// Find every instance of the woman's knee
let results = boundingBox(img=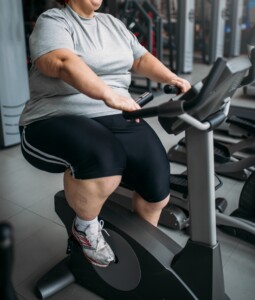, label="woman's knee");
[153,195,170,209]
[133,193,170,226]
[133,192,170,211]
[146,194,170,210]
[64,170,122,199]
[93,175,123,198]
